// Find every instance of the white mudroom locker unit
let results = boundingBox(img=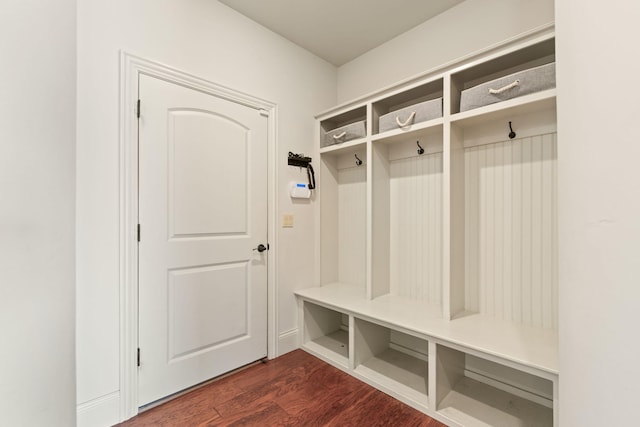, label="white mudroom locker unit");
[297,25,559,427]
